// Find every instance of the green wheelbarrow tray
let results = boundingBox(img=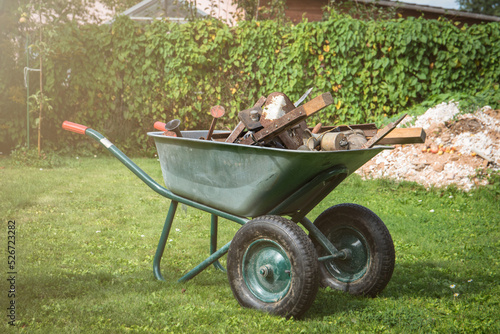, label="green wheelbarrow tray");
[62,121,393,317]
[150,130,388,218]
